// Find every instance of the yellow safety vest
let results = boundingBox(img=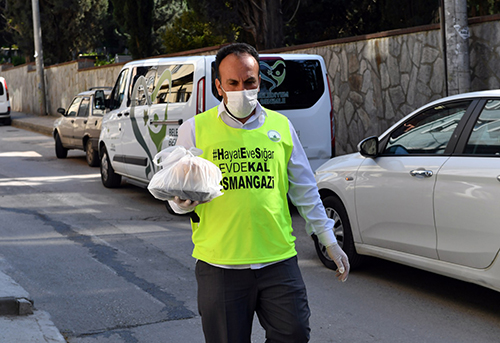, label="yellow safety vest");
[192,106,296,265]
